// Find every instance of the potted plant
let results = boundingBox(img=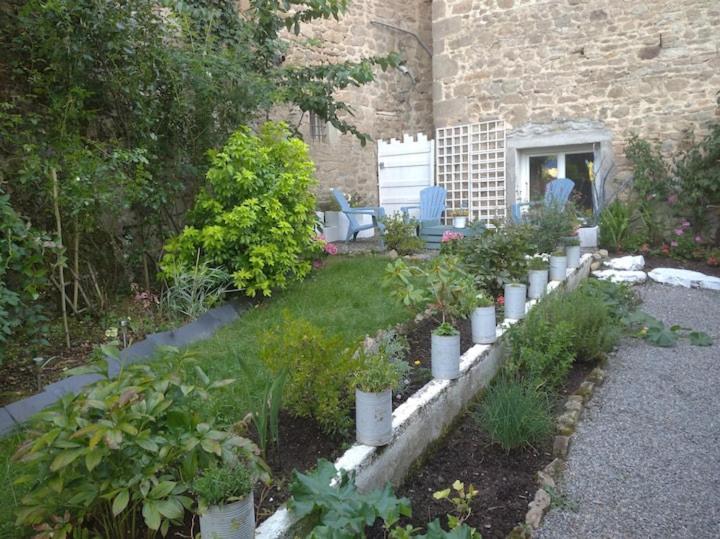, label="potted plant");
[562,236,581,269]
[470,291,496,344]
[549,248,568,281]
[526,254,549,299]
[352,337,410,446]
[194,462,257,539]
[503,281,527,320]
[384,255,476,380]
[448,208,469,228]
